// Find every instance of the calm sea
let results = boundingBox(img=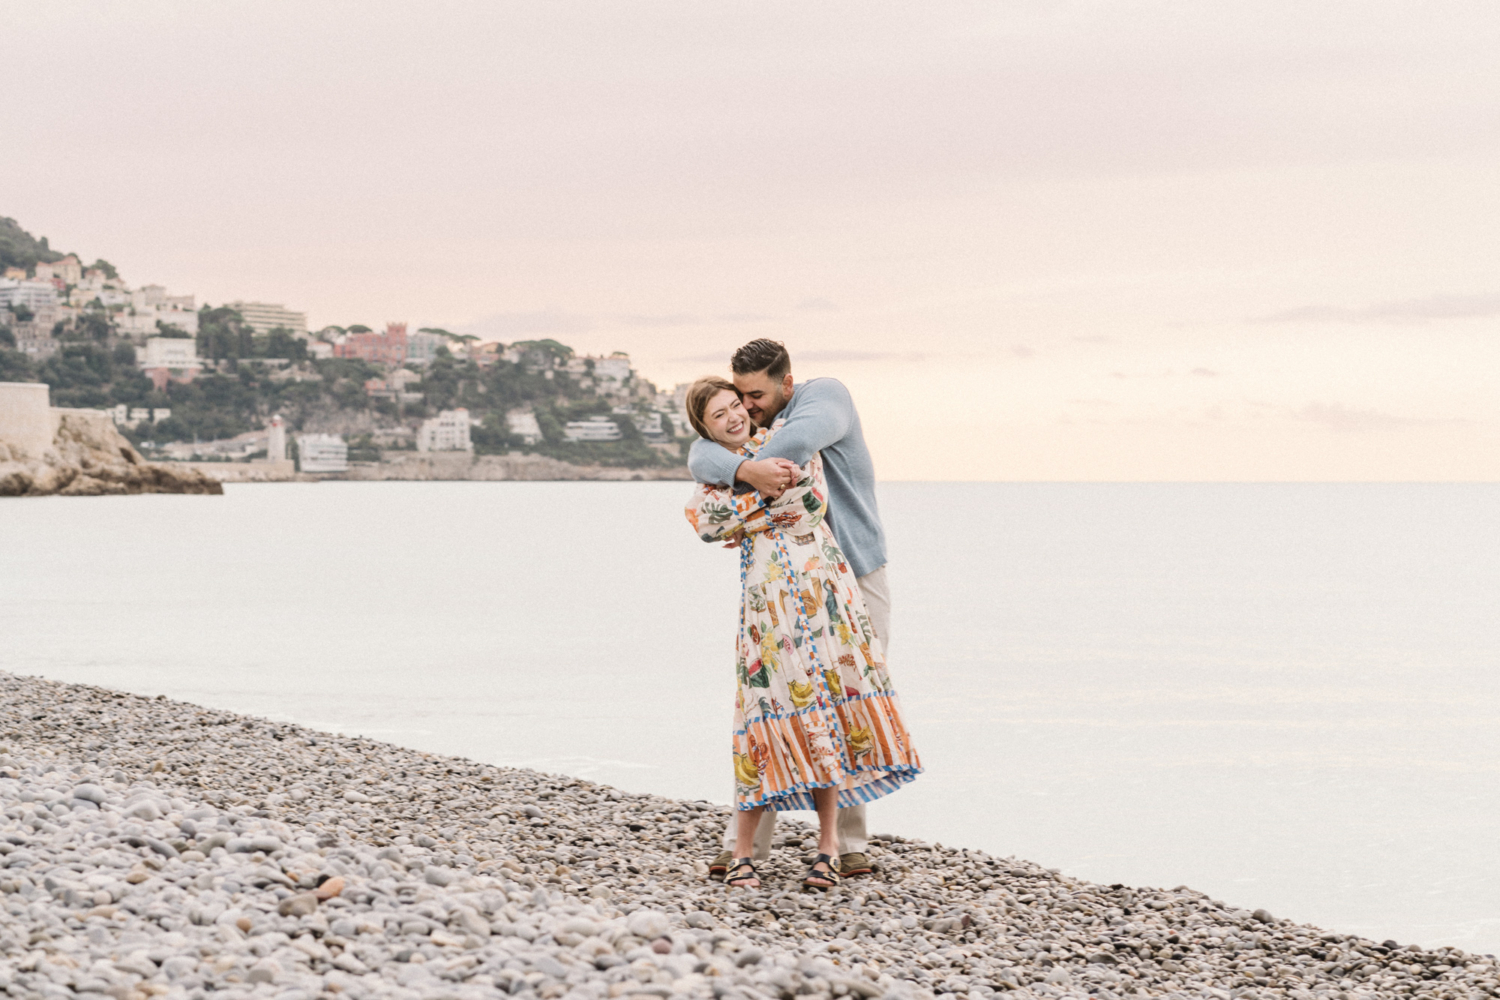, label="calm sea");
[1,482,1496,954]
